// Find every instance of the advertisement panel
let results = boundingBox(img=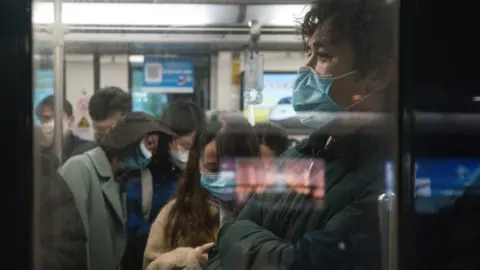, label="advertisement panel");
[142,57,194,93]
